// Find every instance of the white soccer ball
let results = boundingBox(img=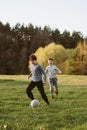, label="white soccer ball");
[30,99,40,107]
